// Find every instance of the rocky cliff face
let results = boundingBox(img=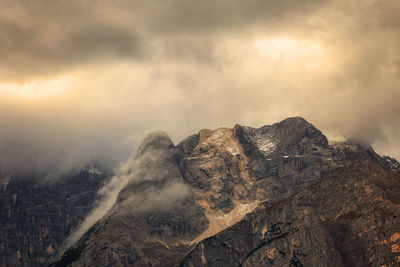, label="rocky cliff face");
[54,132,209,267]
[181,157,400,267]
[53,117,400,266]
[0,166,110,266]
